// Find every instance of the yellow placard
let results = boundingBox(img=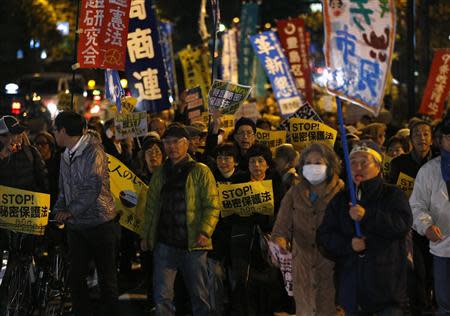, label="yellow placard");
[0,185,50,235]
[218,180,274,217]
[396,172,415,197]
[289,118,337,151]
[221,114,235,139]
[179,46,211,107]
[255,128,287,153]
[108,155,148,235]
[382,155,393,179]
